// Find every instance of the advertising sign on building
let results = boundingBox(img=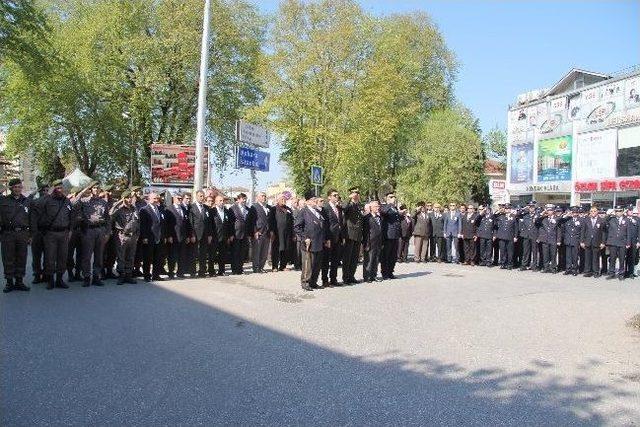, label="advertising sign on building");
[537,135,572,182]
[510,143,534,184]
[150,144,209,186]
[489,179,507,202]
[575,129,617,181]
[625,77,640,109]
